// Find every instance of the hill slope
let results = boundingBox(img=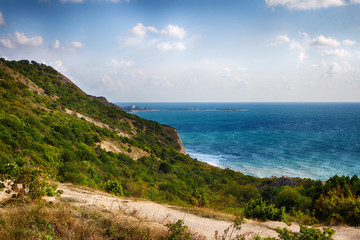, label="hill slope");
[0,58,259,209]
